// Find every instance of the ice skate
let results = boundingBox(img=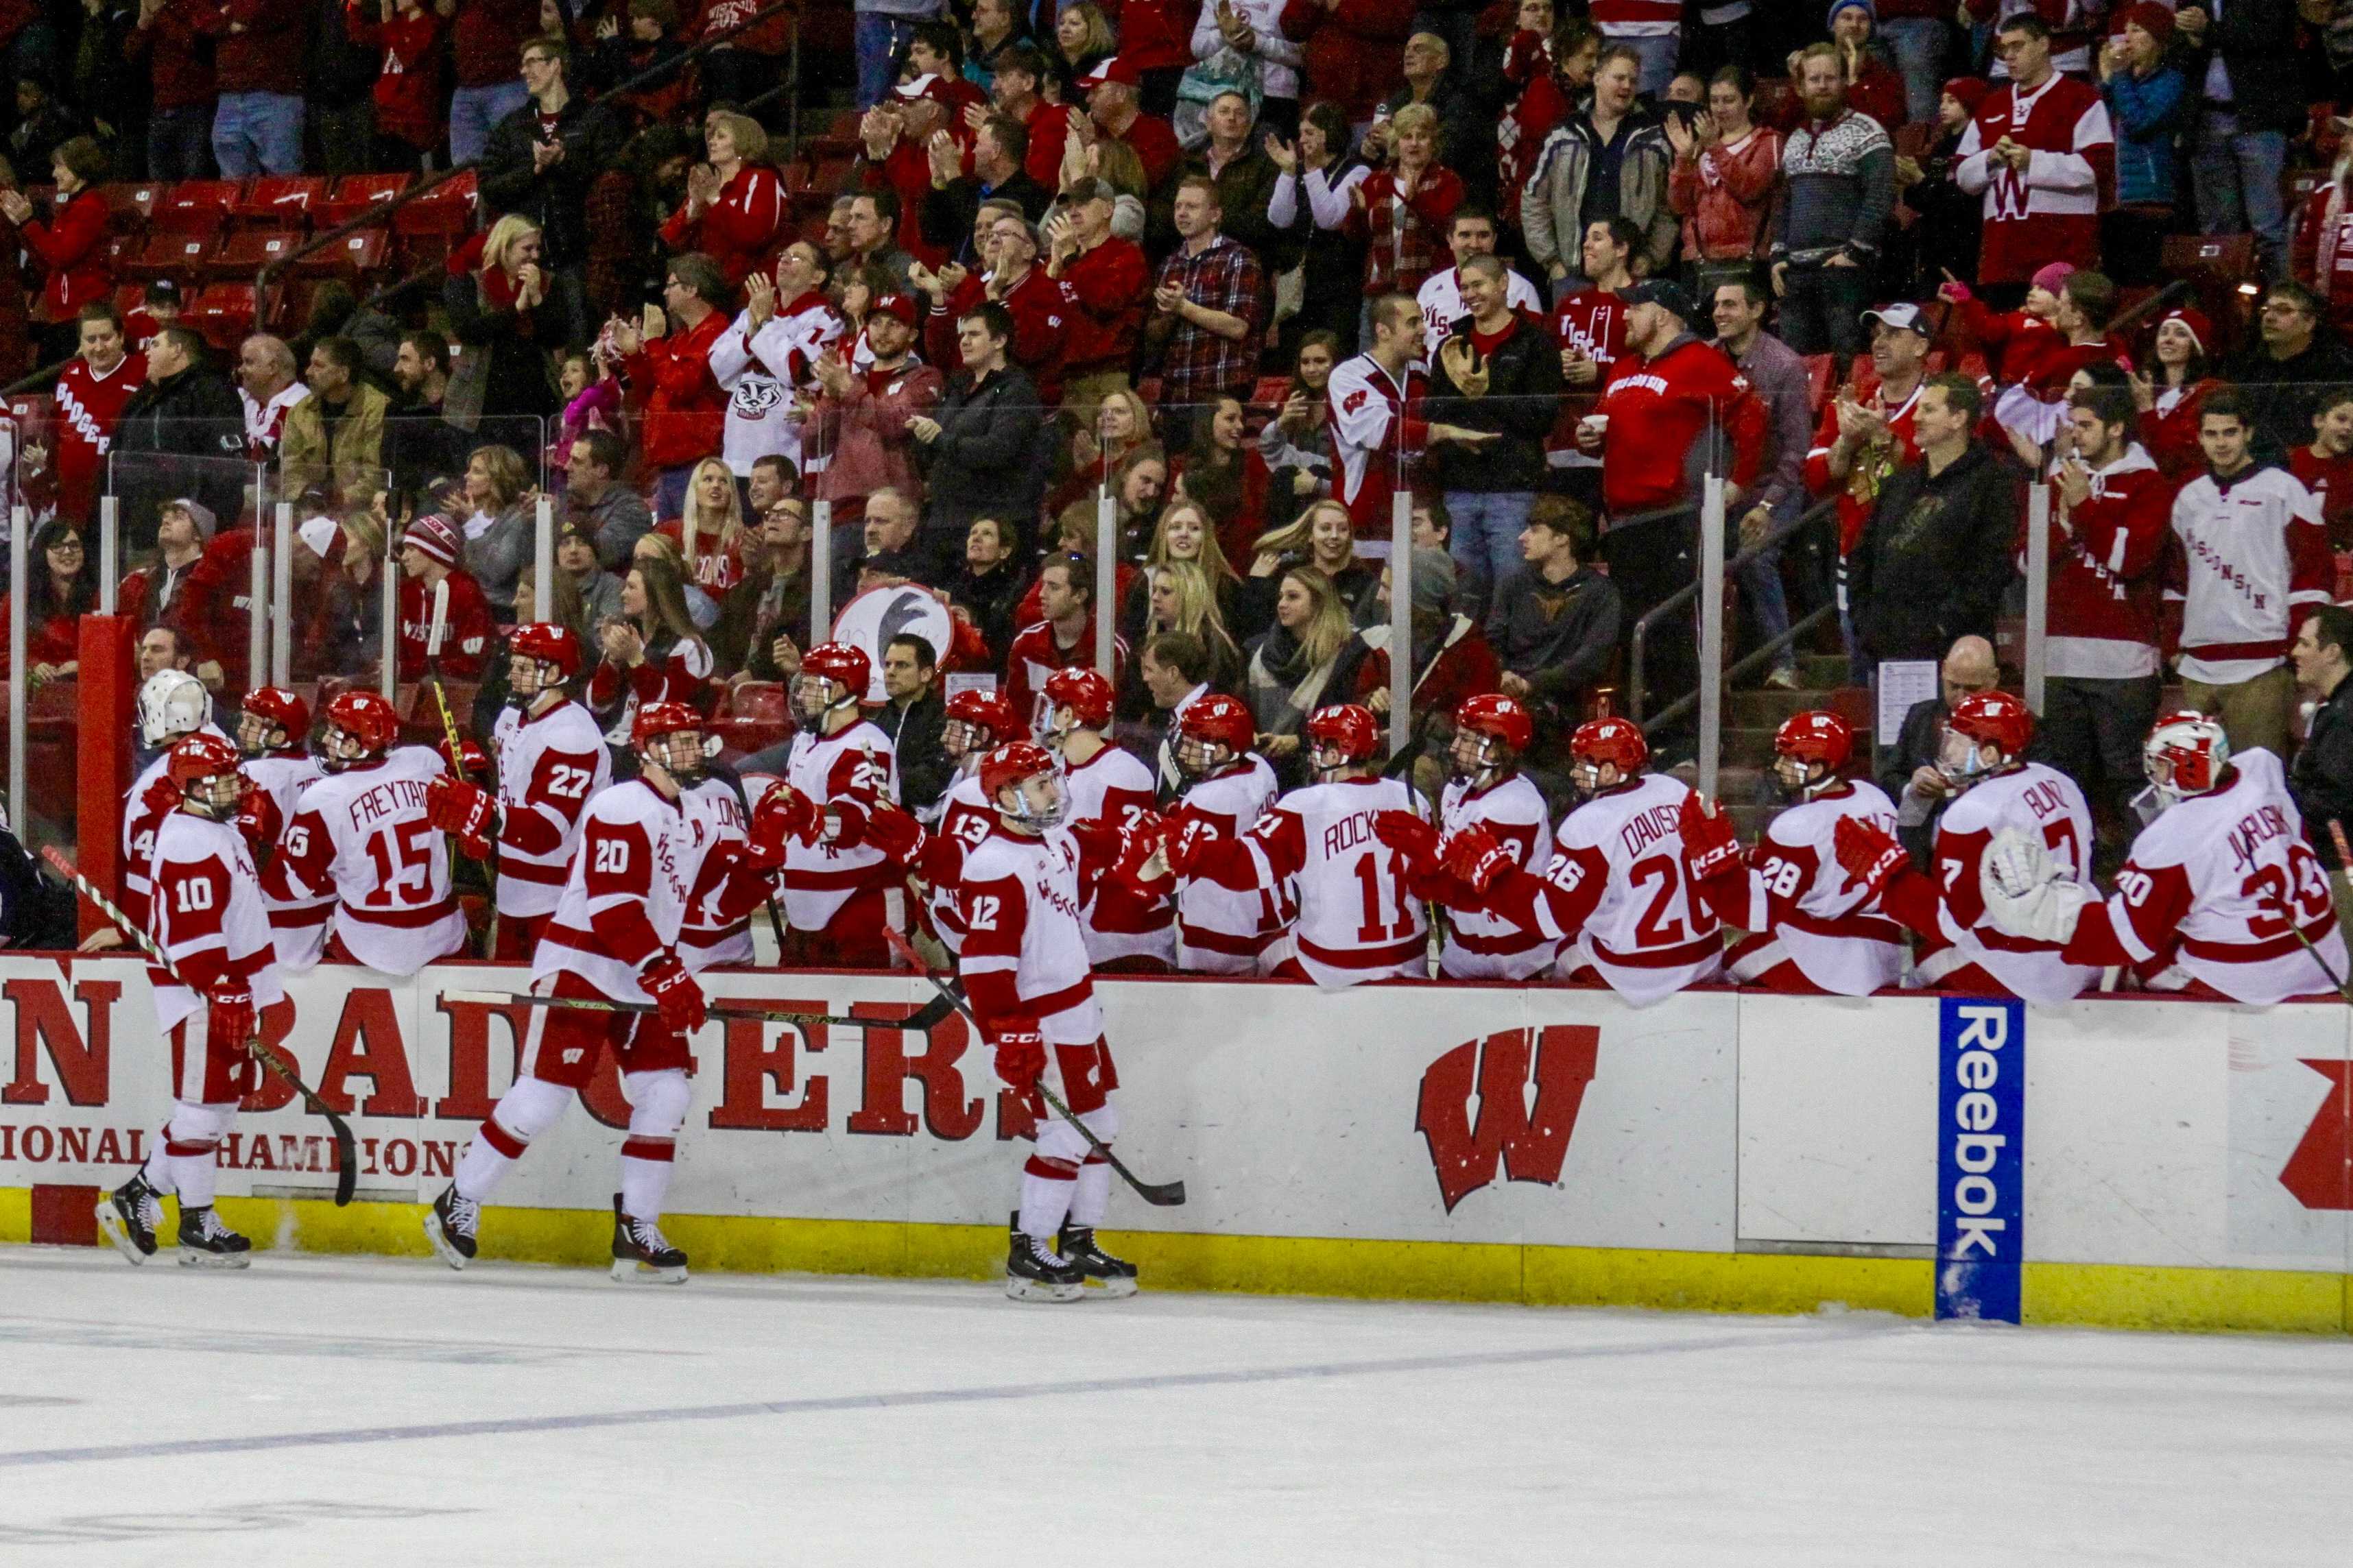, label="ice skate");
[1006,1231,1086,1303]
[176,1206,251,1269]
[425,1185,478,1270]
[610,1194,688,1284]
[1058,1222,1138,1298]
[96,1172,163,1264]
